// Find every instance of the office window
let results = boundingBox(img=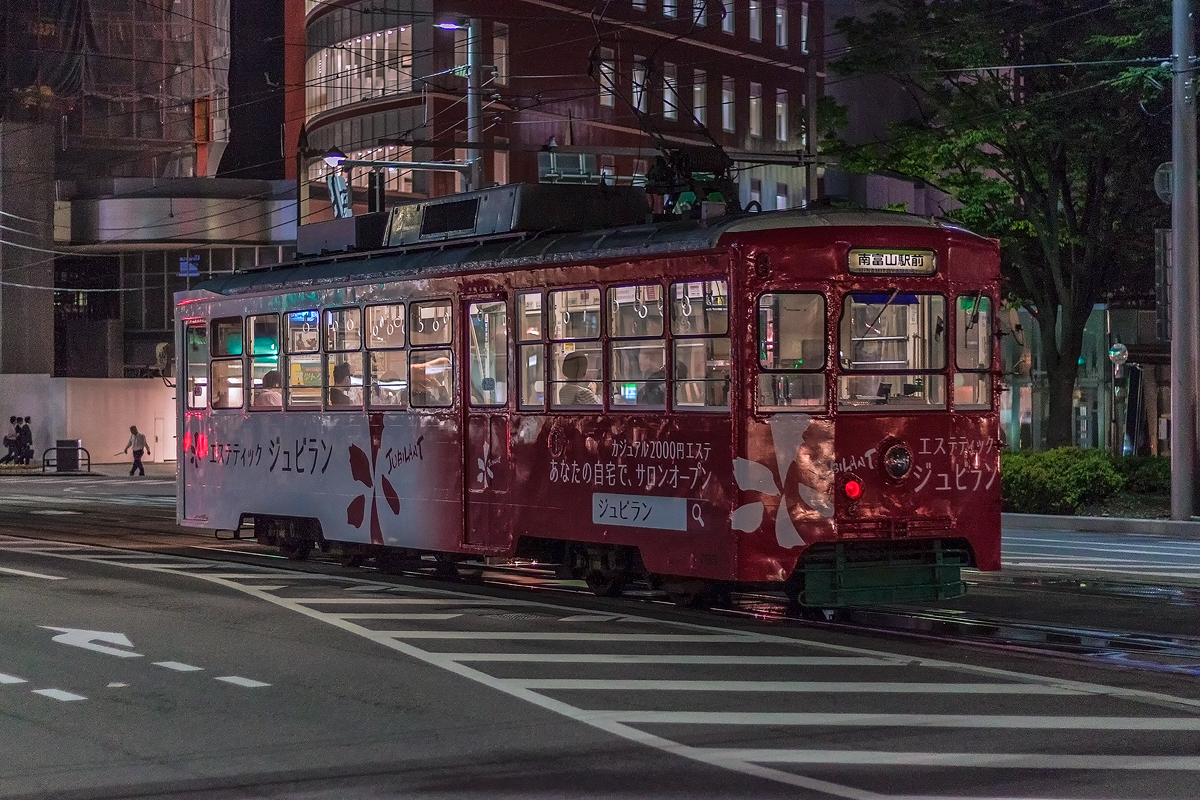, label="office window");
[663,62,678,120]
[722,77,735,132]
[493,24,509,84]
[721,2,734,34]
[694,1,706,25]
[692,69,706,124]
[633,0,646,9]
[749,82,762,137]
[749,1,761,41]
[776,89,788,141]
[776,2,788,47]
[633,59,648,113]
[599,47,615,107]
[663,0,677,17]
[801,1,809,54]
